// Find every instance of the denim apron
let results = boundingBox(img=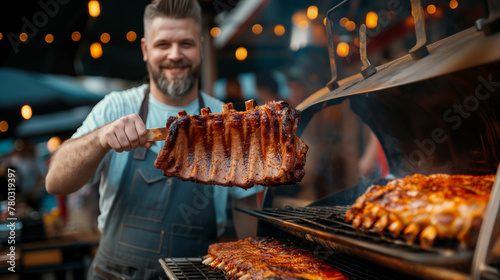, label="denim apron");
[88,89,217,279]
